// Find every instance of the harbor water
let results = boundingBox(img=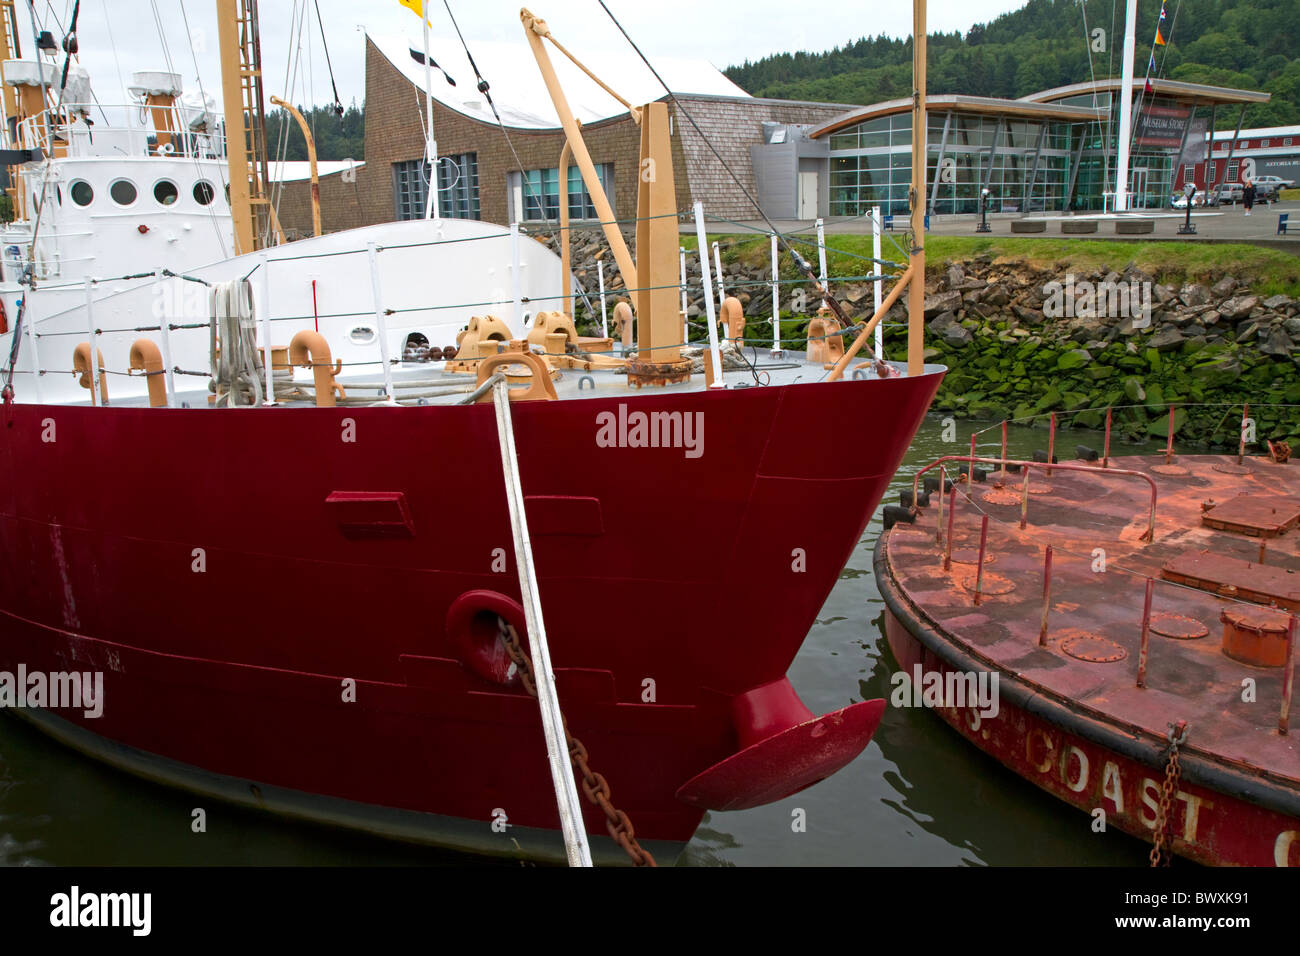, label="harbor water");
[0,413,1167,866]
